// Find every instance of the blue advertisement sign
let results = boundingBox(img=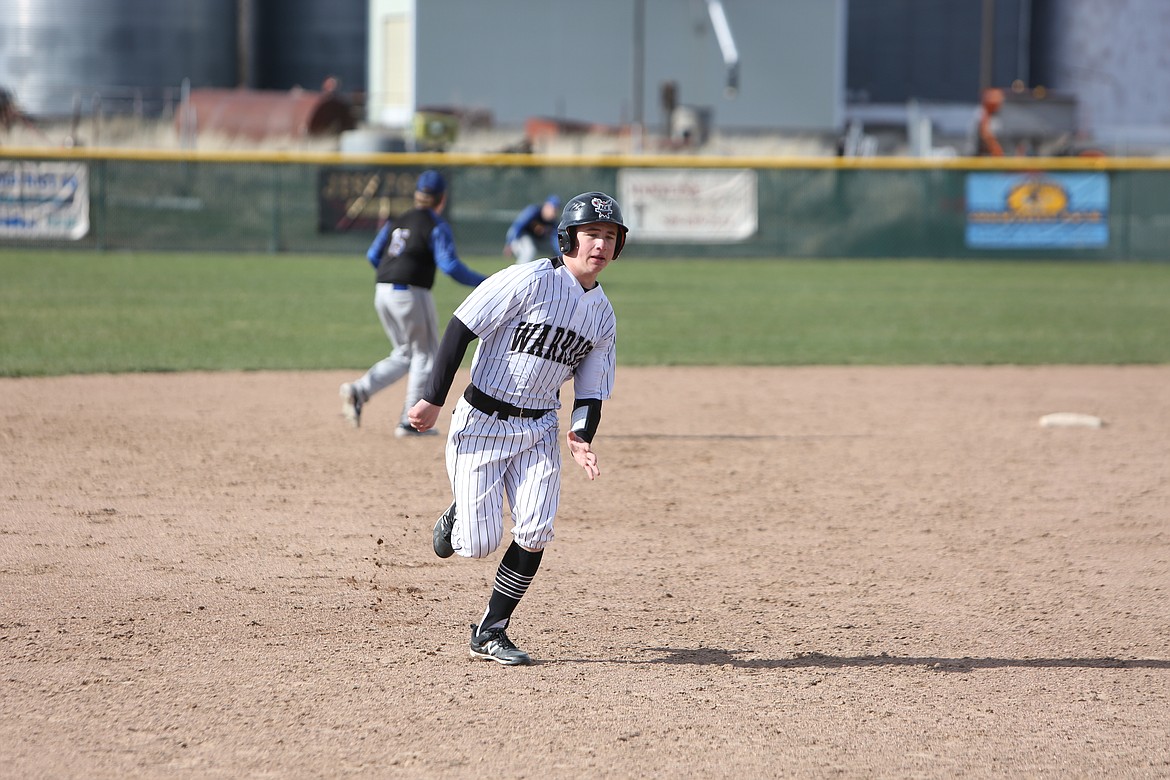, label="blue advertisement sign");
[966,172,1109,249]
